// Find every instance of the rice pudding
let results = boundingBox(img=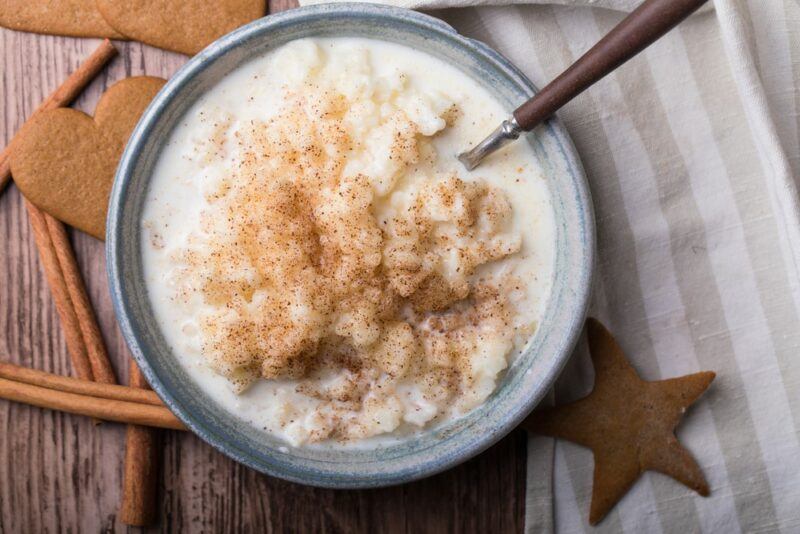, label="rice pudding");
[141,37,554,447]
